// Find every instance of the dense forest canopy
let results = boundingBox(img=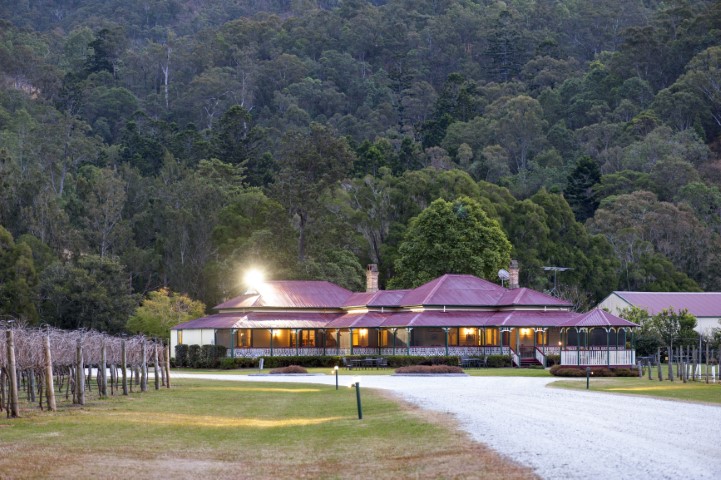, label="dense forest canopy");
[1,0,720,331]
